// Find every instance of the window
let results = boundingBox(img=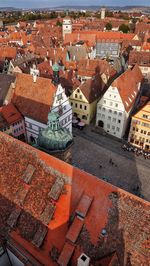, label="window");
[102,107,105,111]
[80,95,82,99]
[114,111,117,115]
[118,120,121,124]
[71,102,73,106]
[84,106,87,110]
[64,105,66,111]
[107,124,110,129]
[112,125,115,130]
[75,94,77,98]
[108,116,111,121]
[75,103,77,108]
[141,122,150,128]
[102,114,105,118]
[143,114,148,119]
[104,100,106,104]
[115,103,118,107]
[116,127,120,132]
[110,102,113,106]
[80,104,82,109]
[113,118,116,122]
[77,89,80,93]
[82,115,87,120]
[99,106,101,110]
[109,109,112,113]
[119,112,122,116]
[57,94,62,101]
[133,127,135,131]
